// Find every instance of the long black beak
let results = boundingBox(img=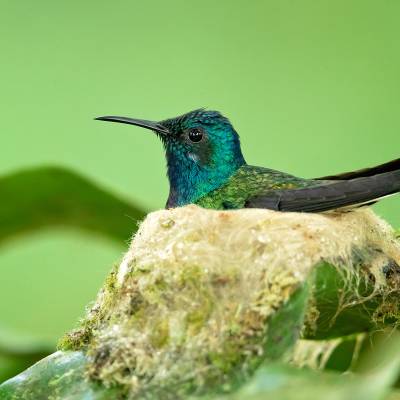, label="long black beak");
[95,116,170,135]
